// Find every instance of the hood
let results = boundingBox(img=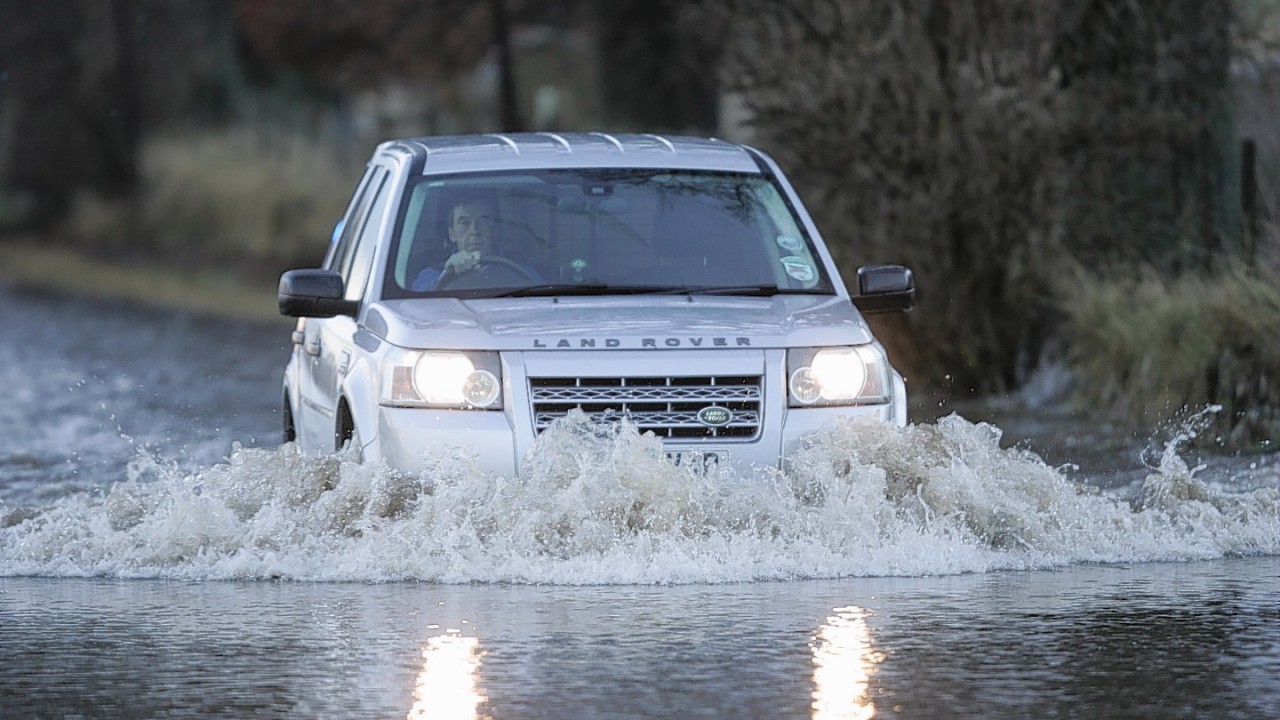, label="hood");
[366,295,875,351]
